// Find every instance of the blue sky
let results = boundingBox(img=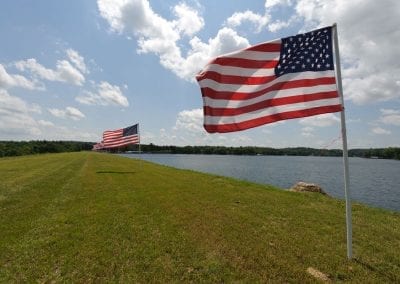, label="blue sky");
[1,0,399,148]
